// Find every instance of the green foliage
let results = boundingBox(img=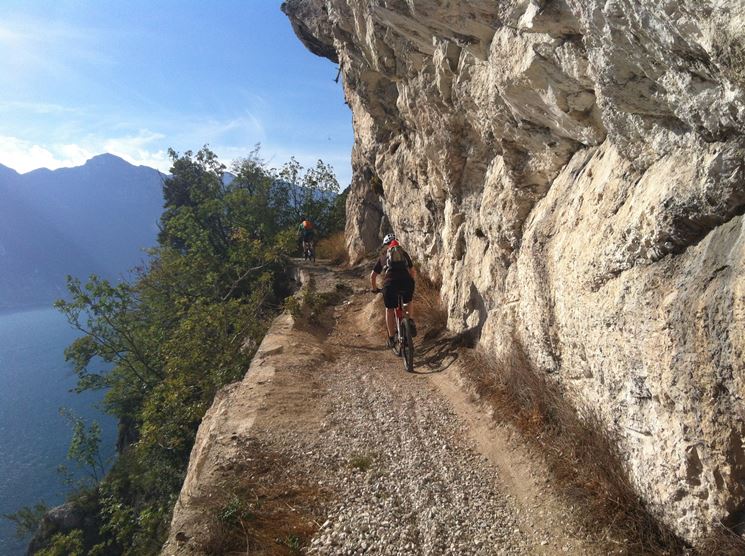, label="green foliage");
[219,494,255,526]
[36,529,85,556]
[3,502,48,540]
[43,145,342,555]
[283,534,303,553]
[57,409,105,487]
[284,284,338,324]
[276,156,340,233]
[327,187,348,234]
[349,453,374,471]
[283,296,302,319]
